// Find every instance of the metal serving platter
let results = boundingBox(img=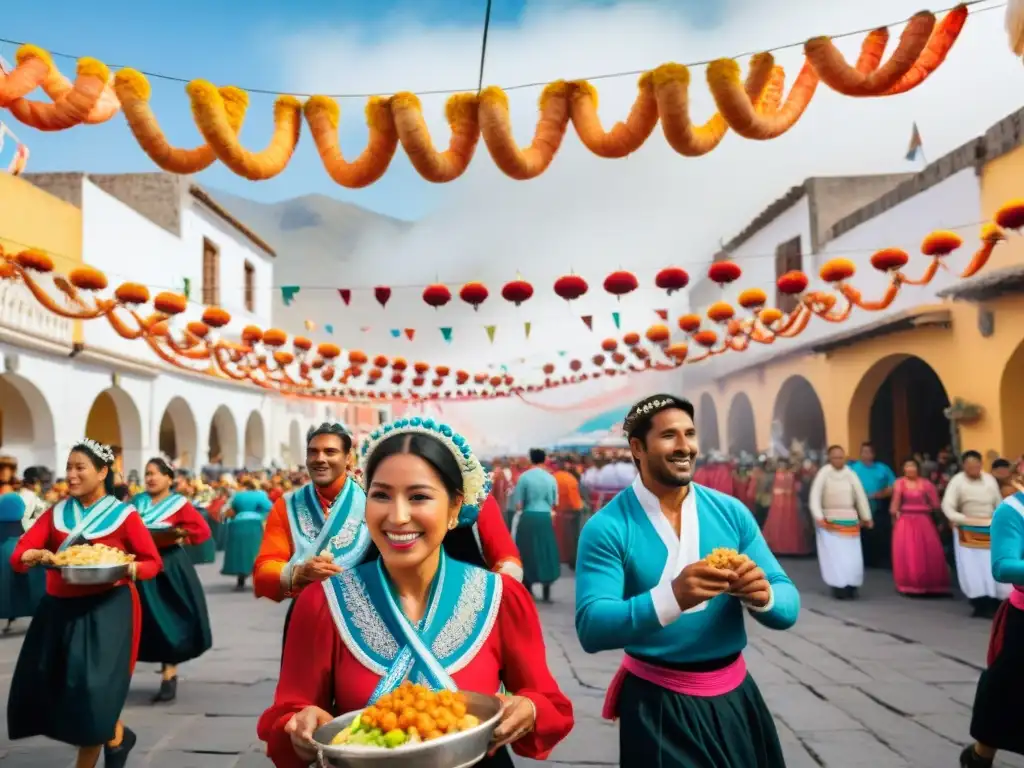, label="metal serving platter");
[45,563,130,585]
[312,691,502,768]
